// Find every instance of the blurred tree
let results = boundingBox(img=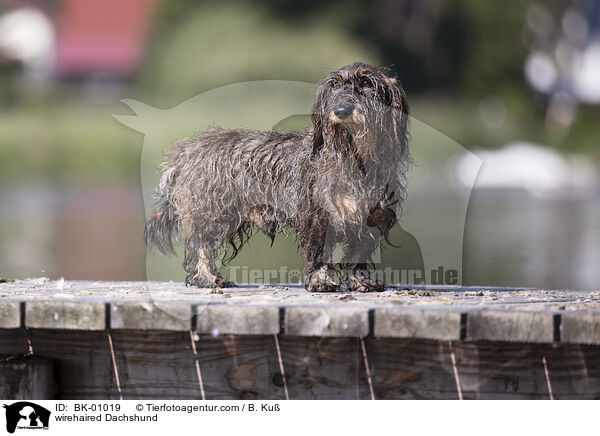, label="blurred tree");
[450,0,529,97]
[217,0,531,98]
[139,1,380,106]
